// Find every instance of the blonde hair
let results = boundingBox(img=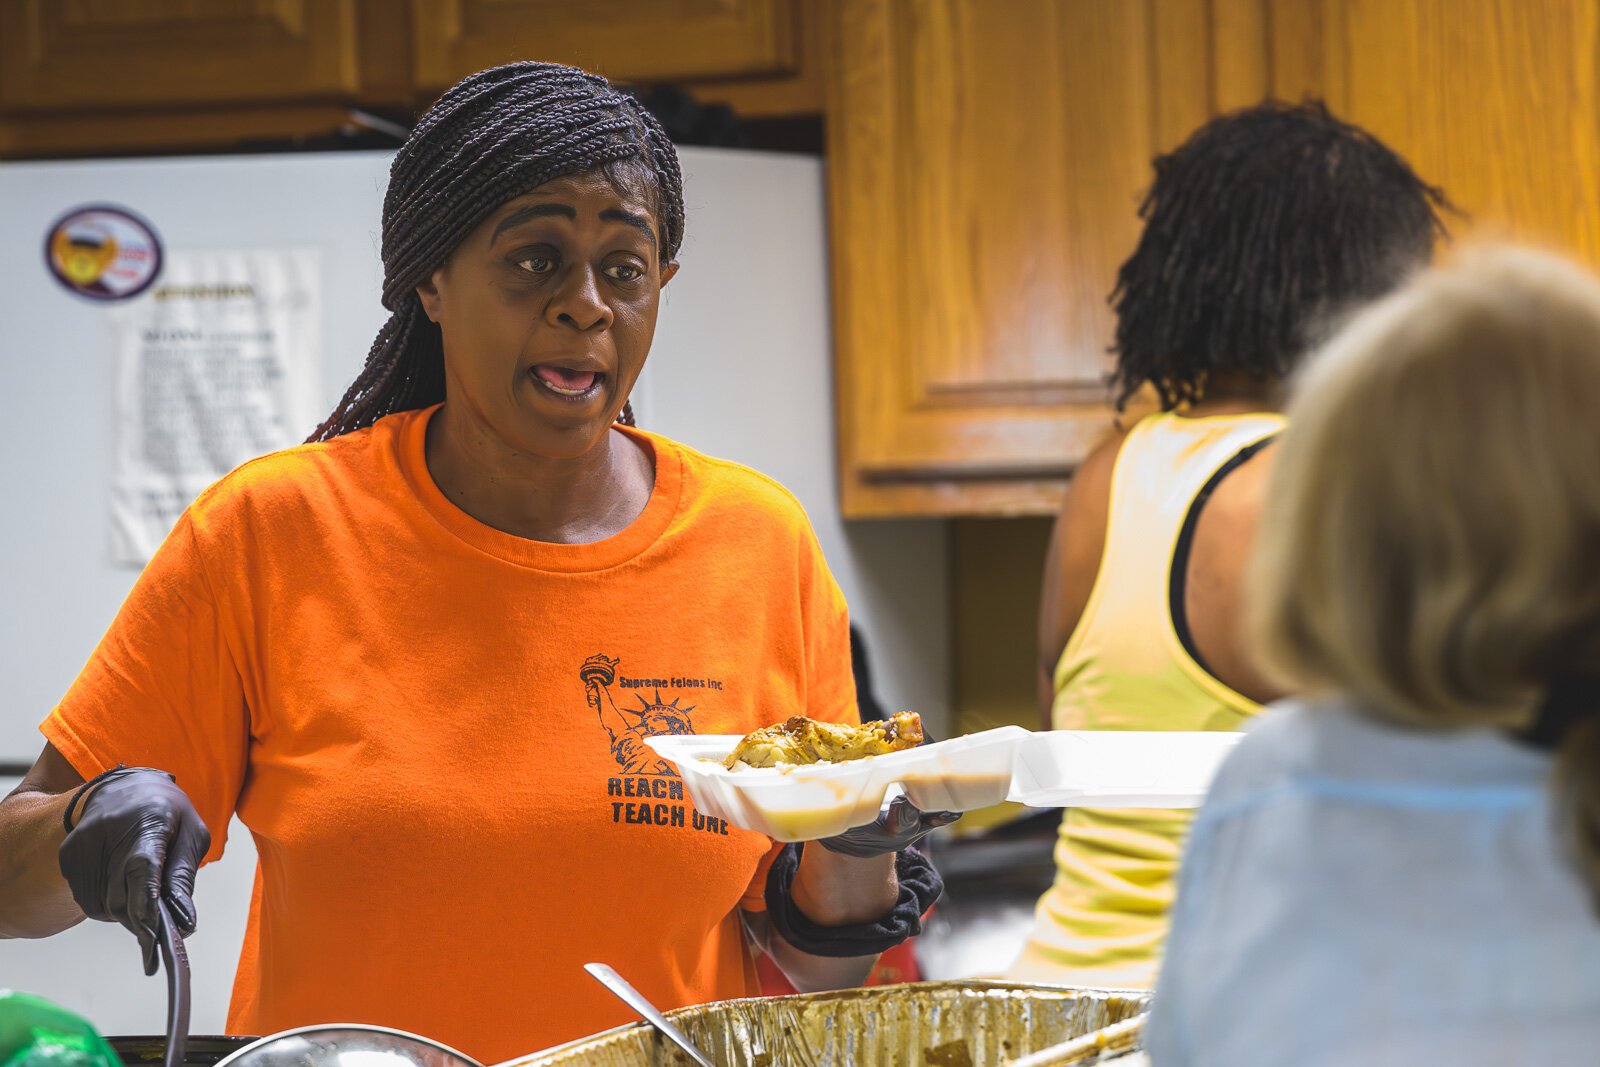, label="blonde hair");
[1251,246,1600,903]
